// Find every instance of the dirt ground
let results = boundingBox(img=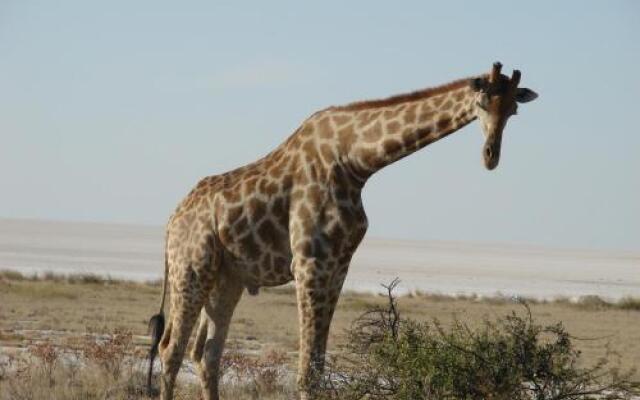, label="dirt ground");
[0,273,638,377]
